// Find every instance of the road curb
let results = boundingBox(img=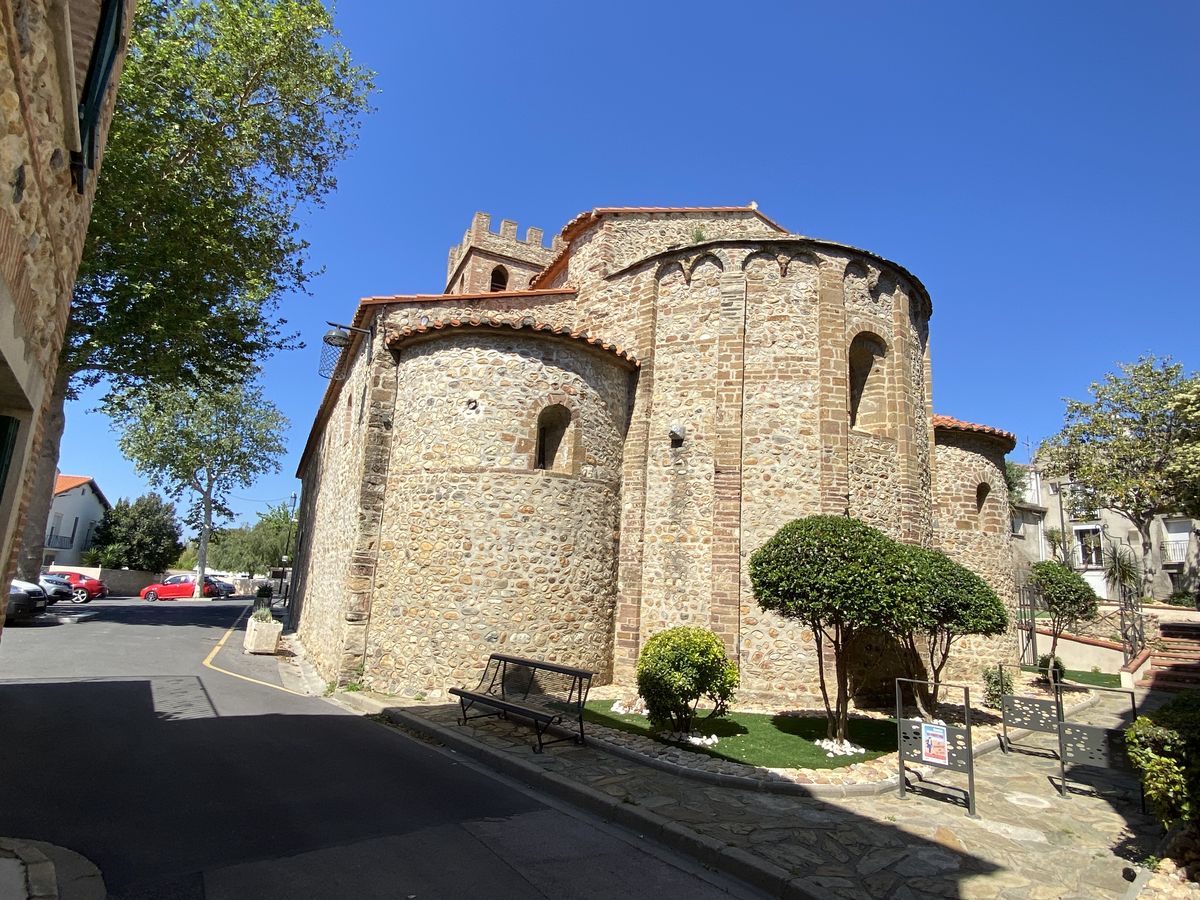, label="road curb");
[36,610,99,625]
